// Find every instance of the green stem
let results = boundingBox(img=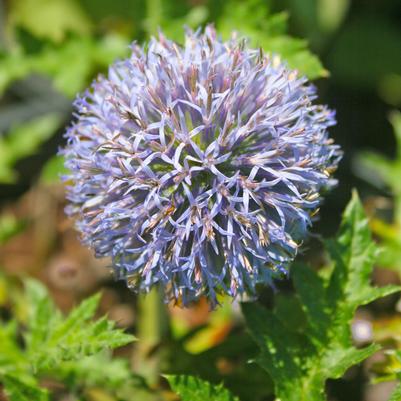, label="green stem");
[134,287,169,386]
